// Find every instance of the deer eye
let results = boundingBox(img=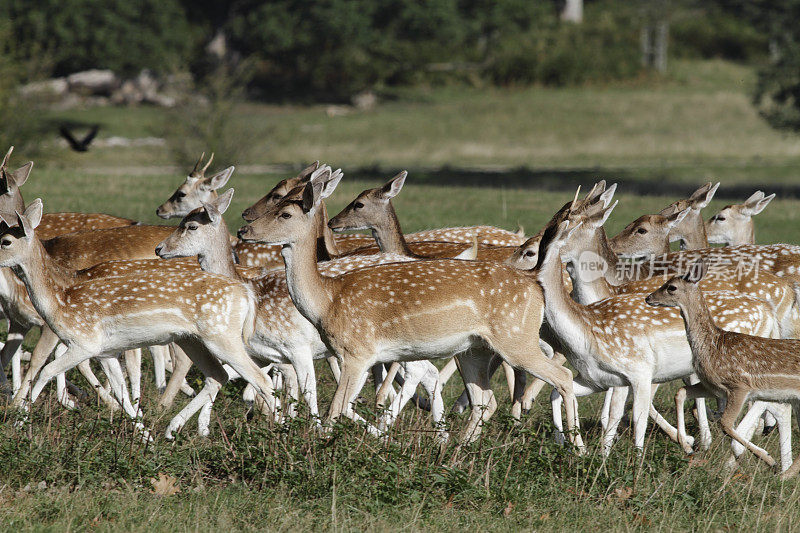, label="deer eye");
[354,202,364,210]
[1,238,12,248]
[187,223,198,231]
[280,212,292,219]
[177,192,186,200]
[716,216,725,221]
[524,250,535,258]
[667,285,677,293]
[636,228,648,235]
